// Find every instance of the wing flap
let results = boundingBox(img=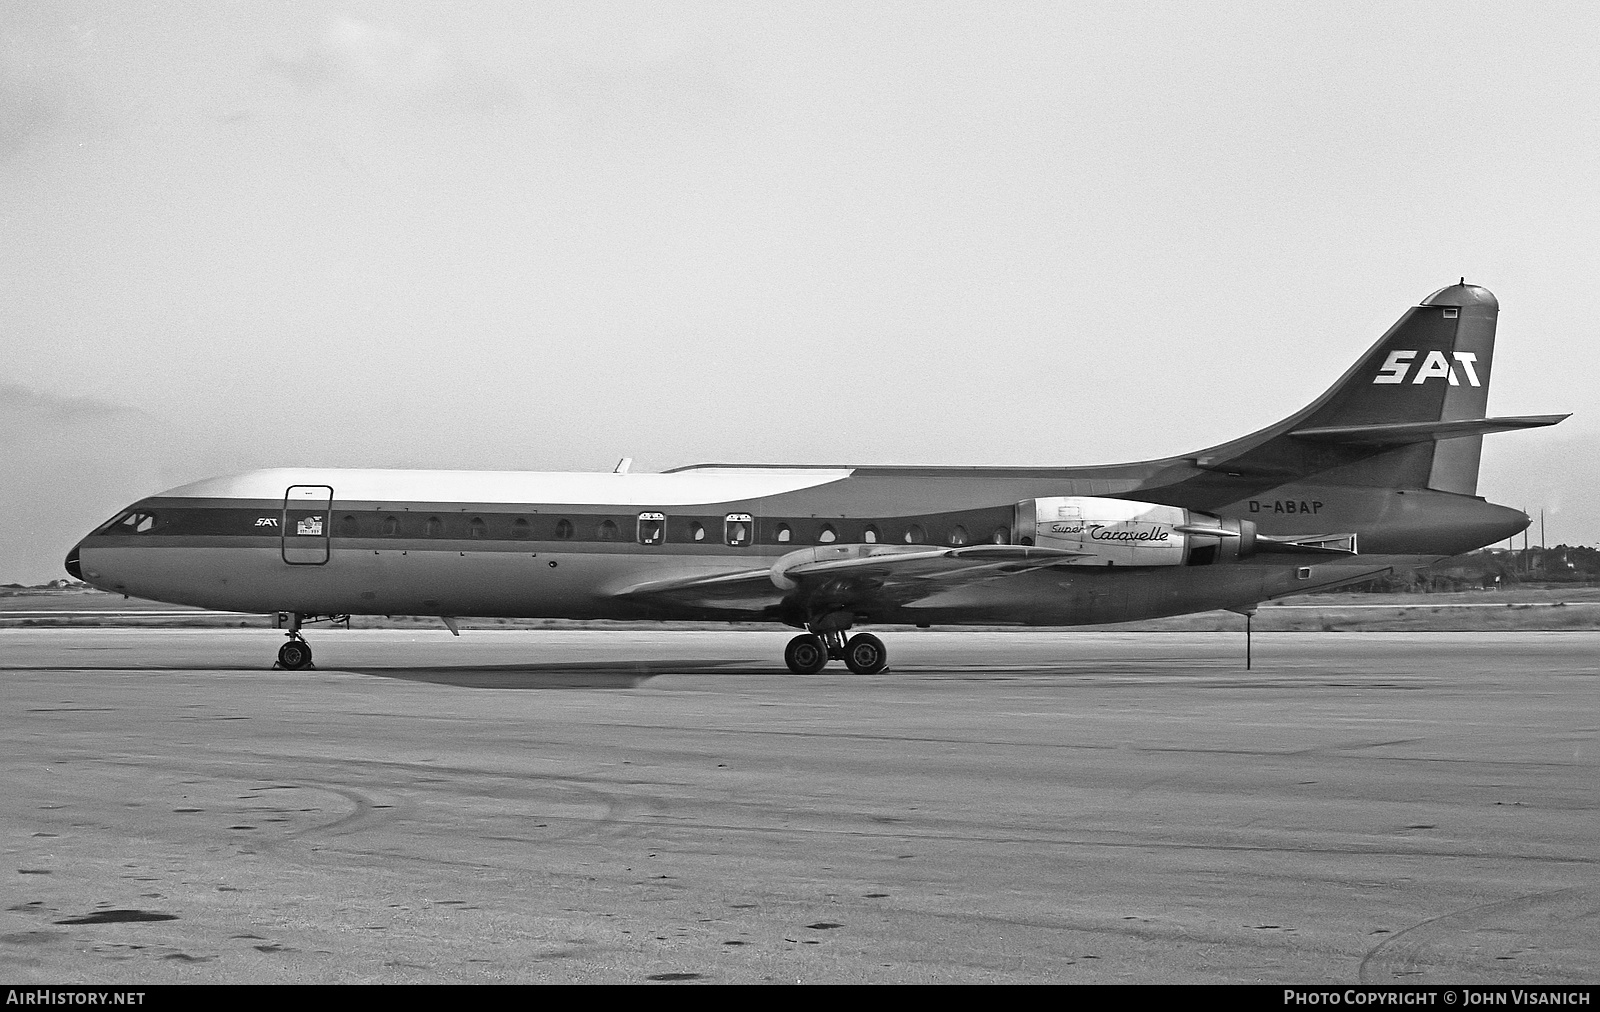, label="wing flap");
[778,543,1087,584]
[610,543,1090,613]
